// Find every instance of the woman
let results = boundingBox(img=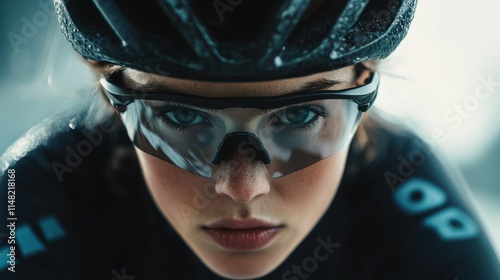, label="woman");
[1,0,499,279]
